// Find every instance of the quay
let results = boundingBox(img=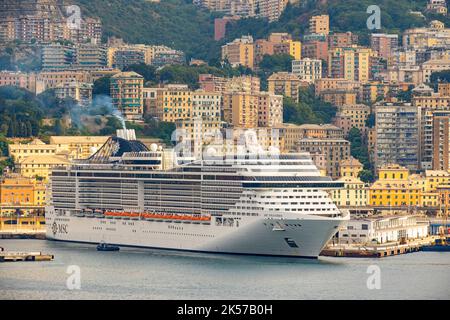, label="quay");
[320,236,439,258]
[0,230,46,239]
[0,251,54,262]
[0,216,46,239]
